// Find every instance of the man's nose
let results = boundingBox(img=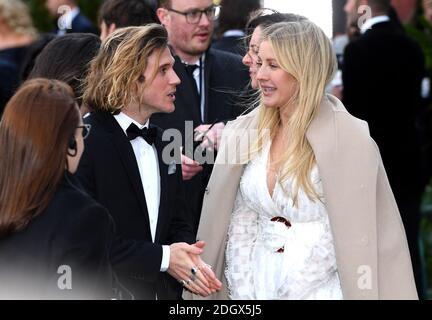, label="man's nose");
[198,11,211,27]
